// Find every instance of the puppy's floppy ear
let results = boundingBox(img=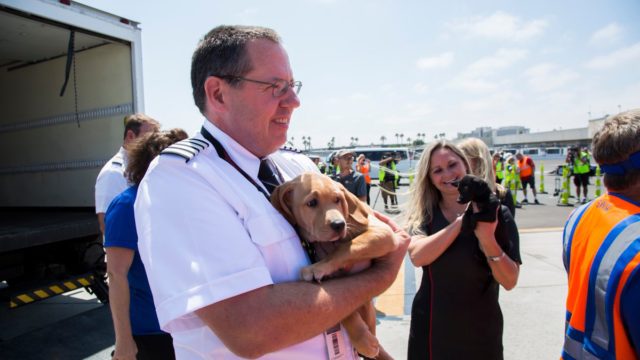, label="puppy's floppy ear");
[337,183,369,228]
[271,181,296,225]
